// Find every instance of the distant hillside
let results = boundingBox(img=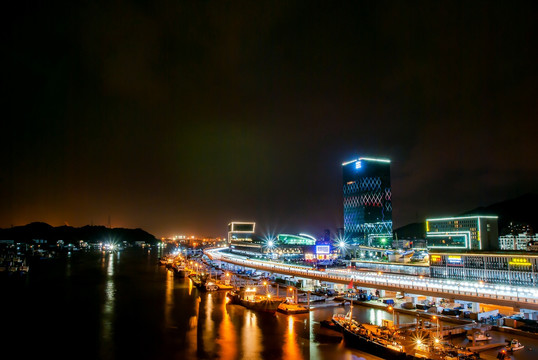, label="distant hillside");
[461,193,538,233]
[394,222,426,240]
[0,222,157,244]
[394,193,538,239]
